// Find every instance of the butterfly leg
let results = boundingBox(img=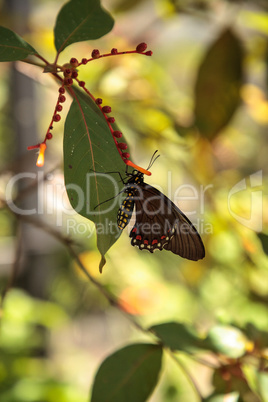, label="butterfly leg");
[94,188,125,209]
